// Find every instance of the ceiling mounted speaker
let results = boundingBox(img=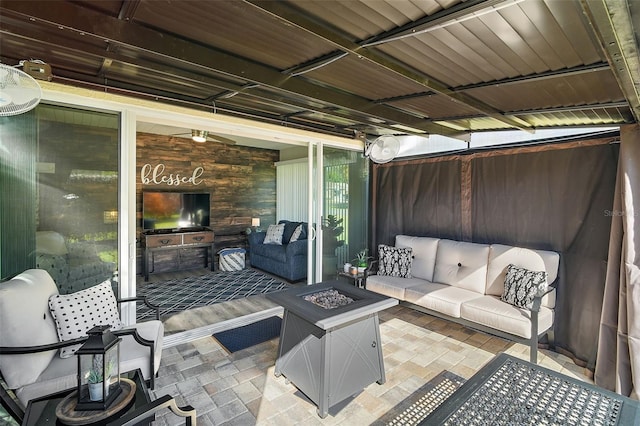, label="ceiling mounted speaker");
[0,63,42,117]
[365,135,400,163]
